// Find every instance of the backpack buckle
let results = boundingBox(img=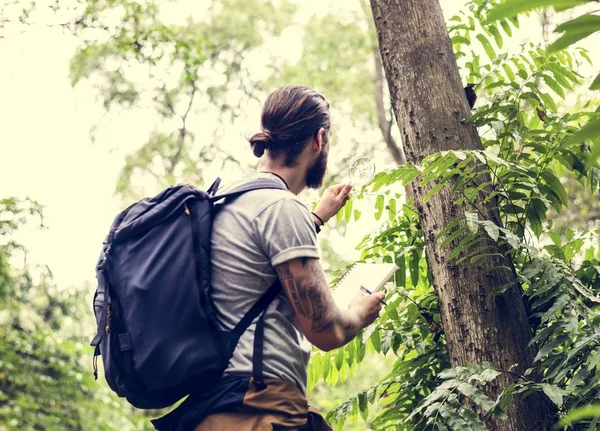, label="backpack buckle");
[207,177,221,196]
[97,246,112,271]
